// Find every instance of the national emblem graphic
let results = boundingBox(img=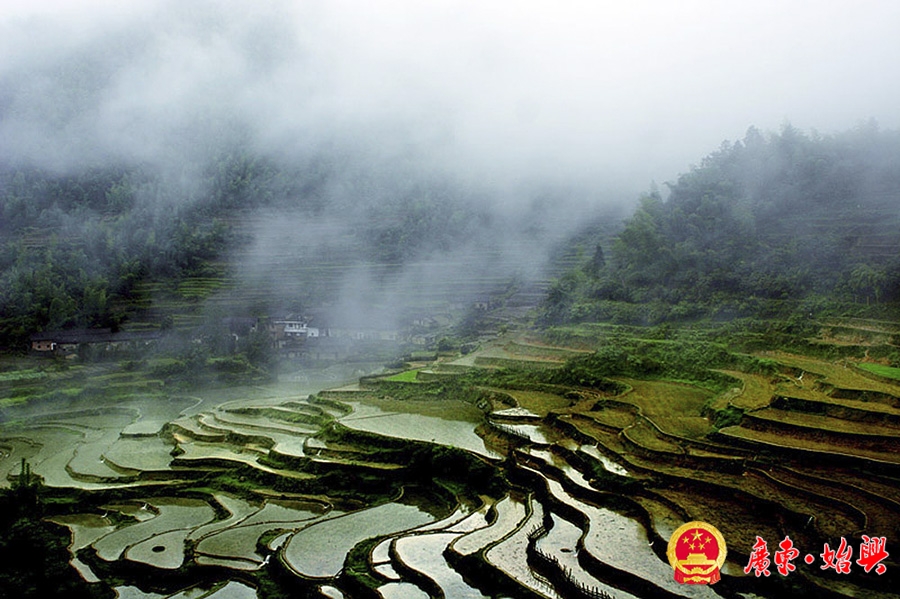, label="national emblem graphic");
[667,521,727,584]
